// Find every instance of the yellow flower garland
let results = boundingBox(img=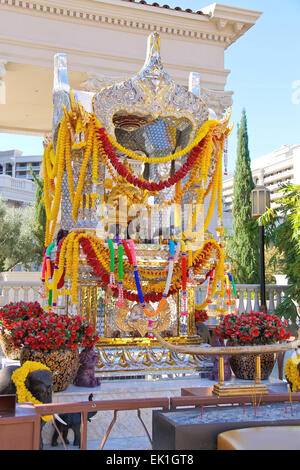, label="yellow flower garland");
[105,118,218,163]
[43,103,229,247]
[285,356,300,392]
[46,231,222,305]
[11,361,53,422]
[42,92,229,312]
